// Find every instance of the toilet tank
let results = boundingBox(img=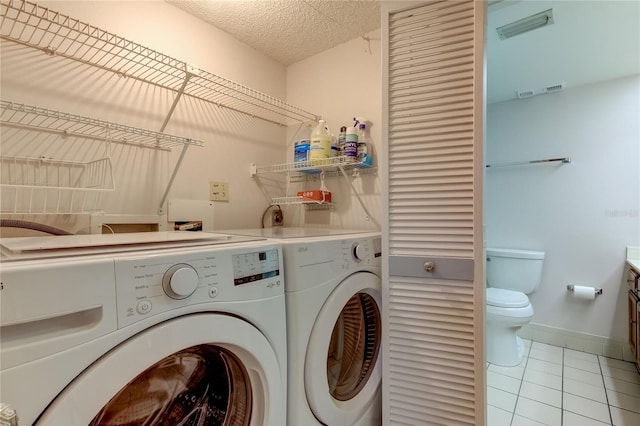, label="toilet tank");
[486,248,545,294]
